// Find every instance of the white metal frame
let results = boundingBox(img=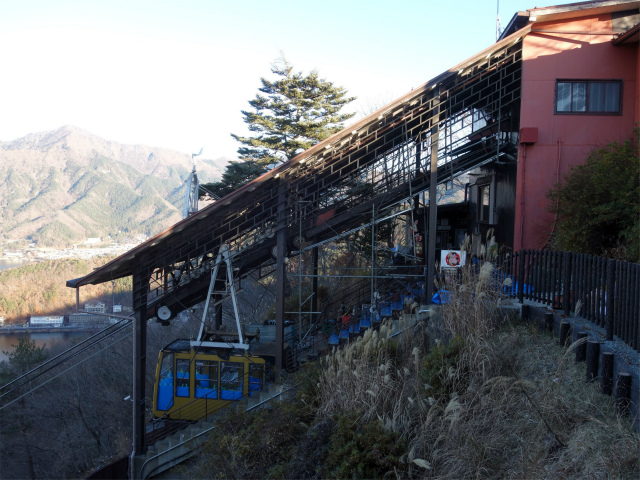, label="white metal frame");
[191,244,248,350]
